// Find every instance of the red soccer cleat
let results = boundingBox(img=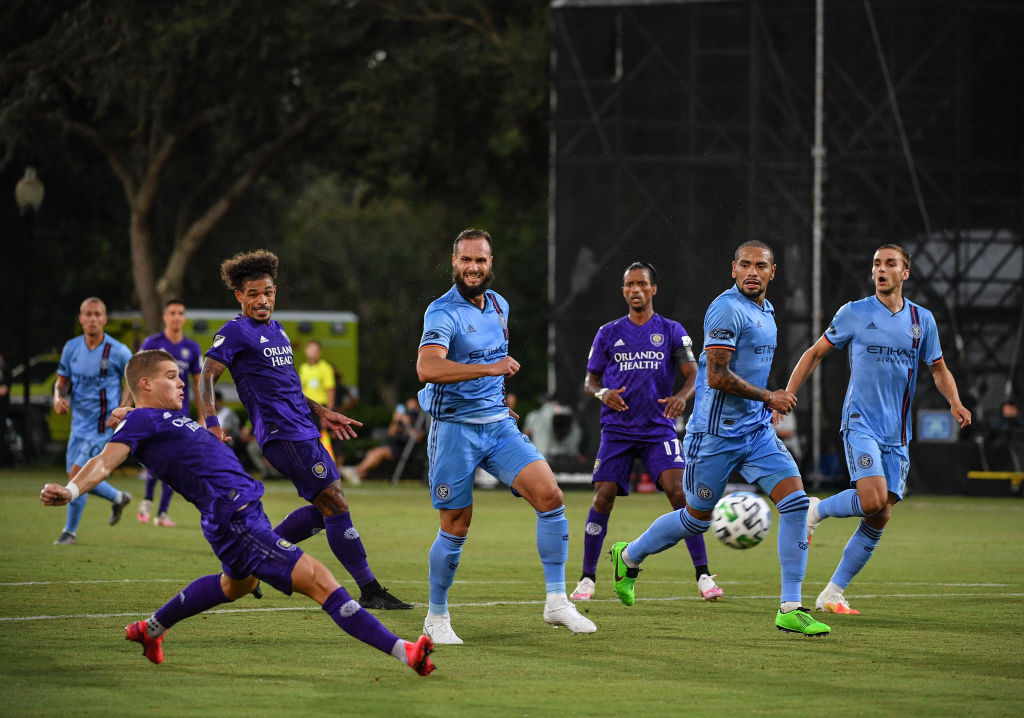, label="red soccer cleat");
[125,620,164,664]
[405,635,436,677]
